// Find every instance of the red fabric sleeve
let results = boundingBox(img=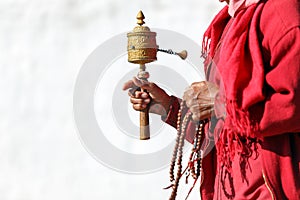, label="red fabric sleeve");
[161,95,196,143]
[259,27,300,136]
[161,96,181,129]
